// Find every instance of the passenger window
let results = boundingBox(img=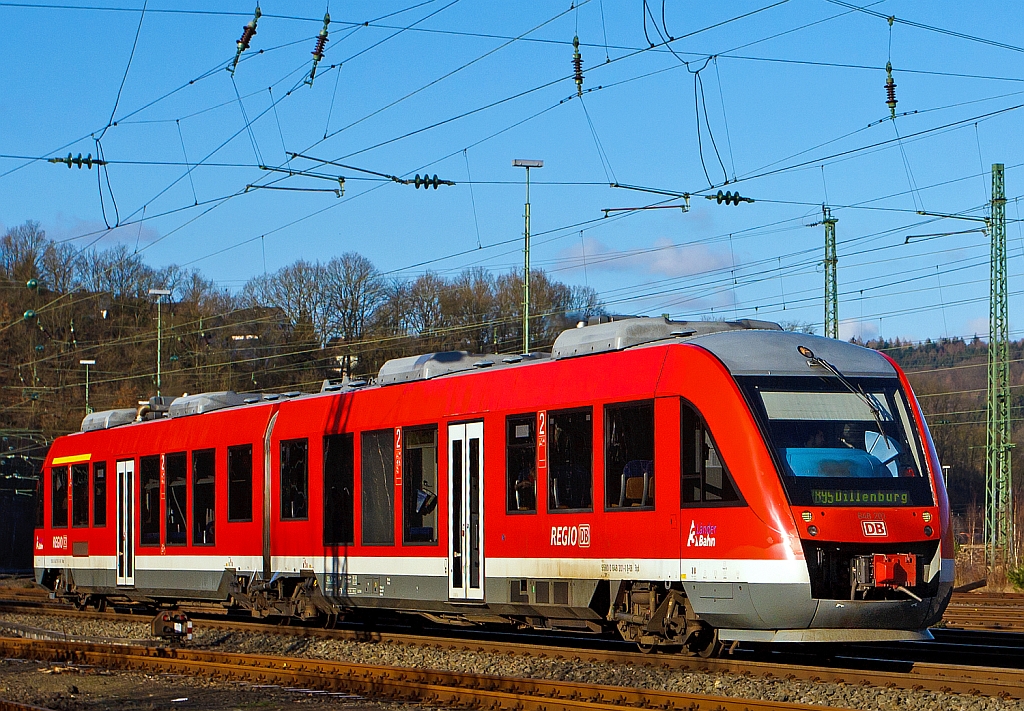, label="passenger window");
[92,462,106,527]
[605,401,655,509]
[227,445,253,522]
[36,476,44,528]
[51,466,68,529]
[361,429,395,545]
[506,415,537,513]
[140,455,160,545]
[165,452,187,545]
[323,433,355,546]
[193,449,216,546]
[280,439,309,520]
[403,426,438,545]
[548,408,593,511]
[681,401,742,505]
[71,463,90,527]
